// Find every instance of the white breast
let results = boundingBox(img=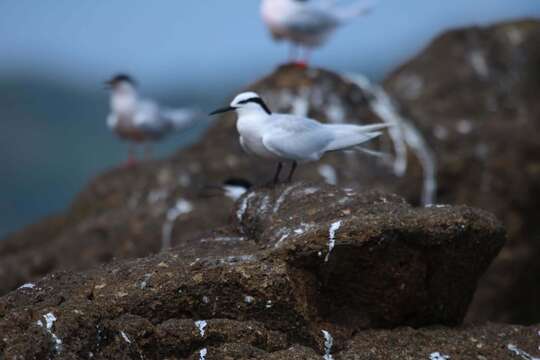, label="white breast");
[261,0,297,32]
[236,115,278,160]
